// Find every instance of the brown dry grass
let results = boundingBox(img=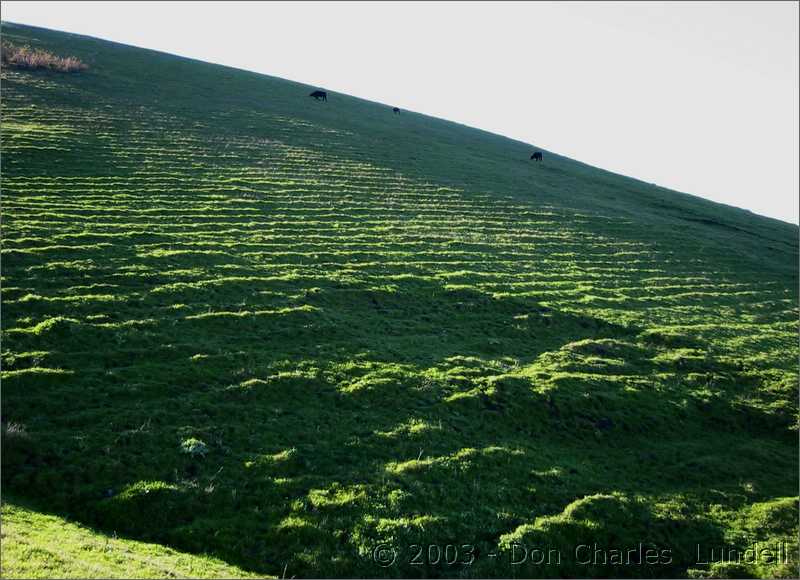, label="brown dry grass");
[1,40,87,72]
